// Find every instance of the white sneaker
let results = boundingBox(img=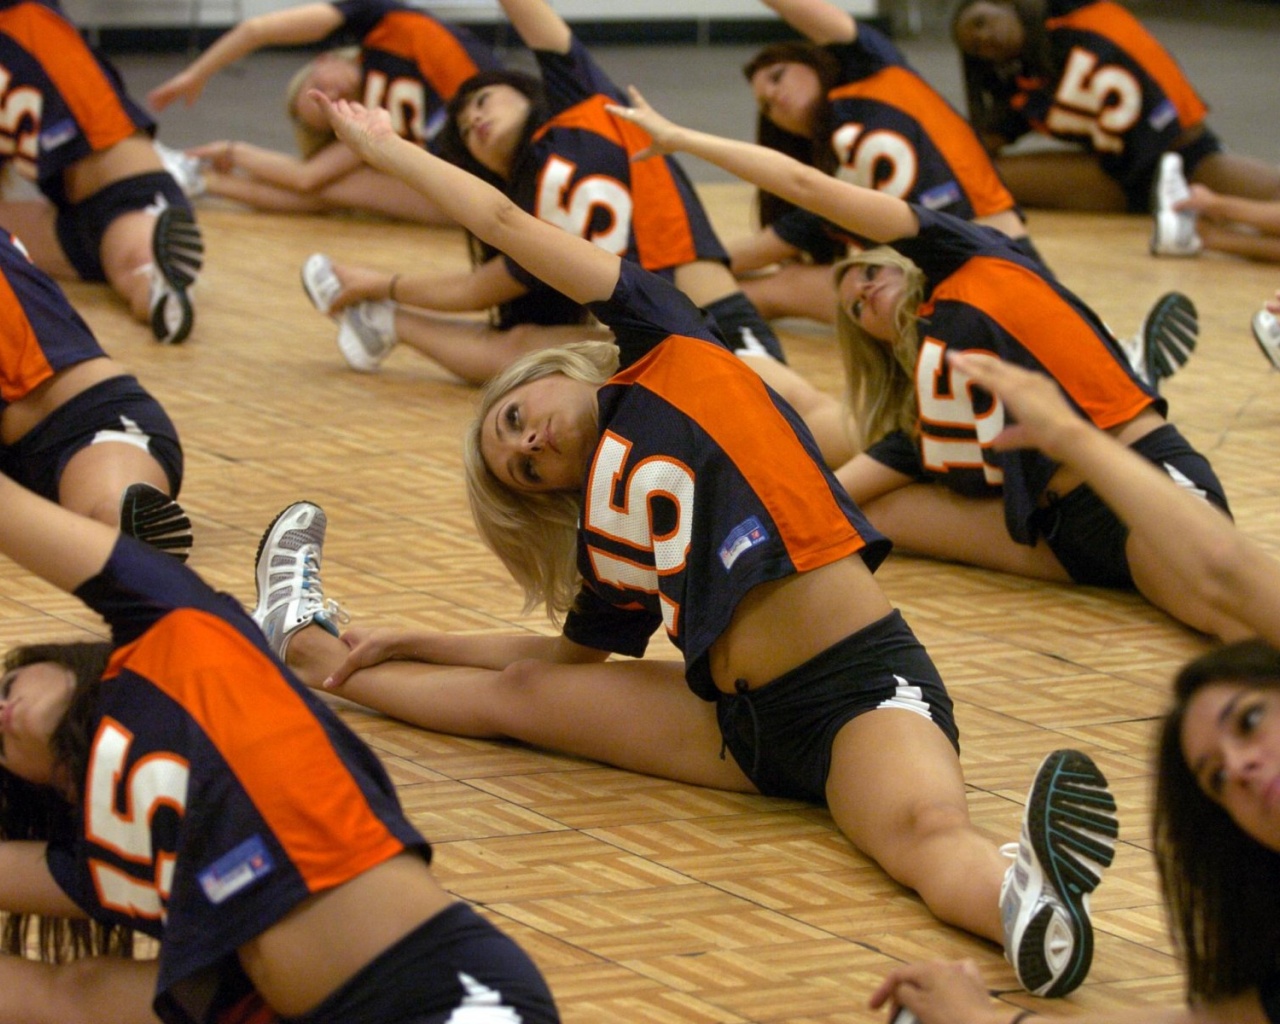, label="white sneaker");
[146,199,203,344]
[1253,307,1280,370]
[1000,749,1118,998]
[1150,153,1201,256]
[336,300,397,373]
[250,502,345,660]
[154,140,207,198]
[301,252,342,316]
